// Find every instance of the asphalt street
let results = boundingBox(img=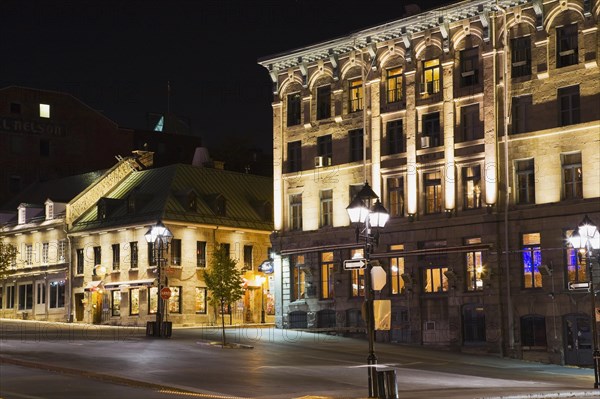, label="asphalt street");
[1,319,599,399]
